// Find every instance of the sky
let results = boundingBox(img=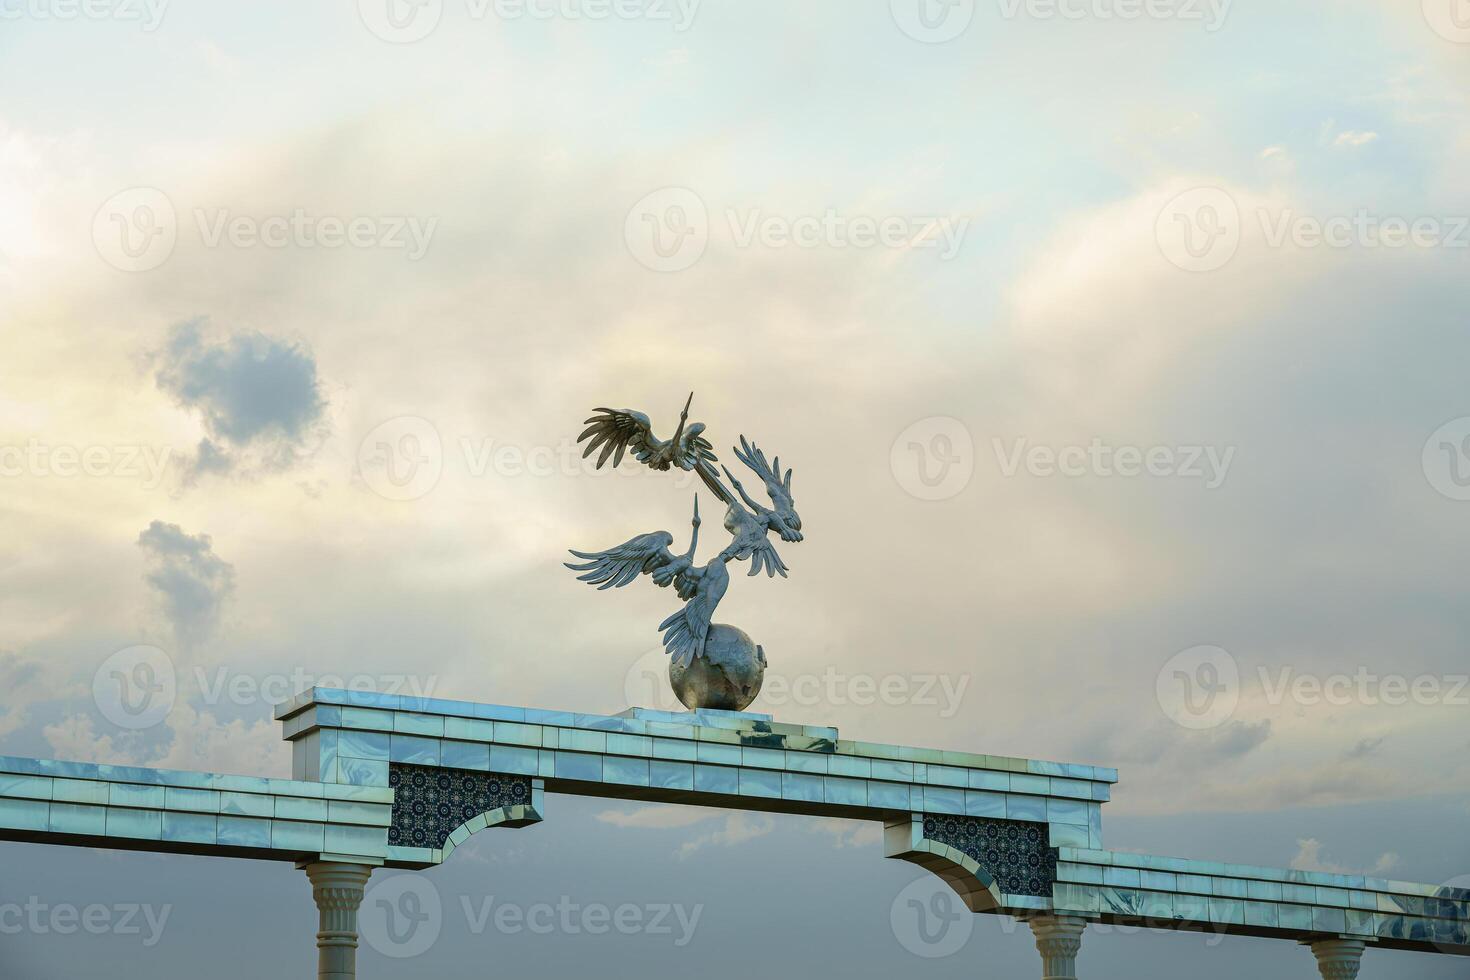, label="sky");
[2,0,1469,976]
